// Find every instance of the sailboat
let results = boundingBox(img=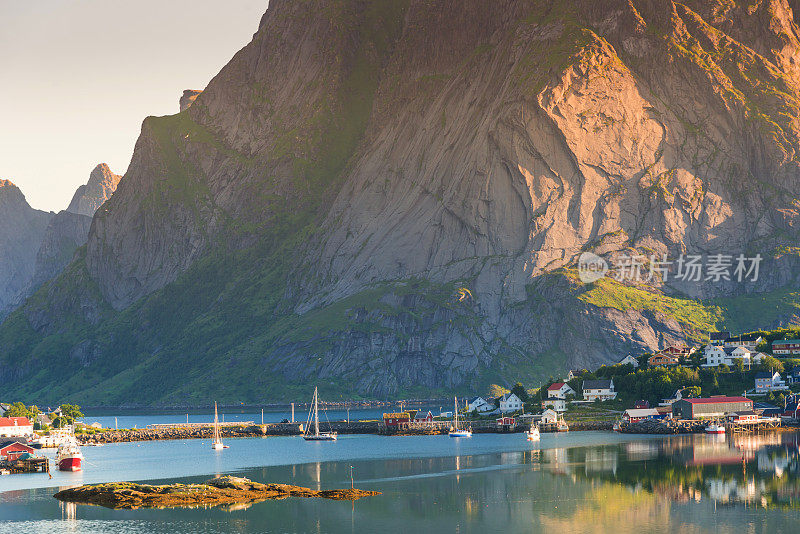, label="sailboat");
[211,401,229,450]
[303,387,337,441]
[448,397,472,438]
